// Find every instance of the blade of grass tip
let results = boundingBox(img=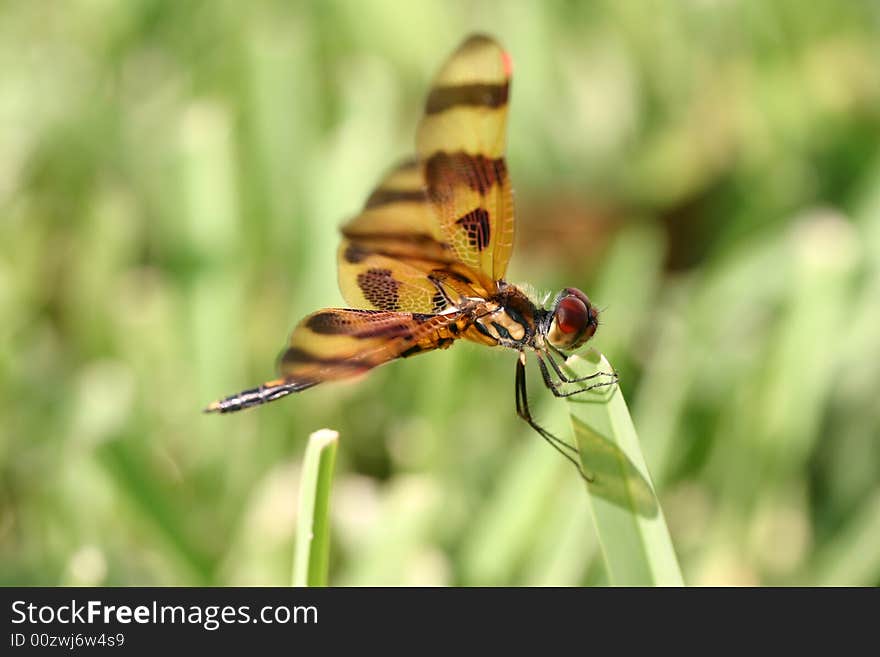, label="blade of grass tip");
[292,429,339,587]
[563,350,684,586]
